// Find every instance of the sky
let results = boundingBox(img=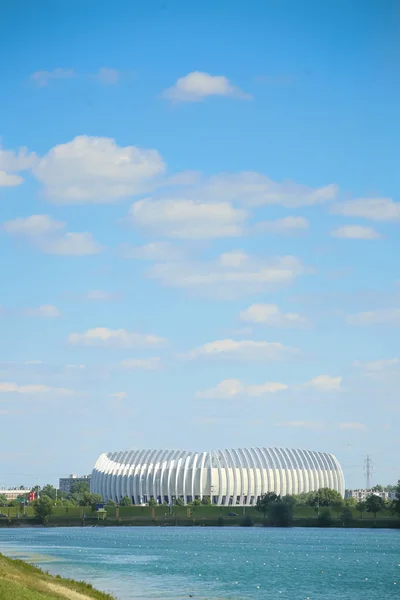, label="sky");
[0,0,399,489]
